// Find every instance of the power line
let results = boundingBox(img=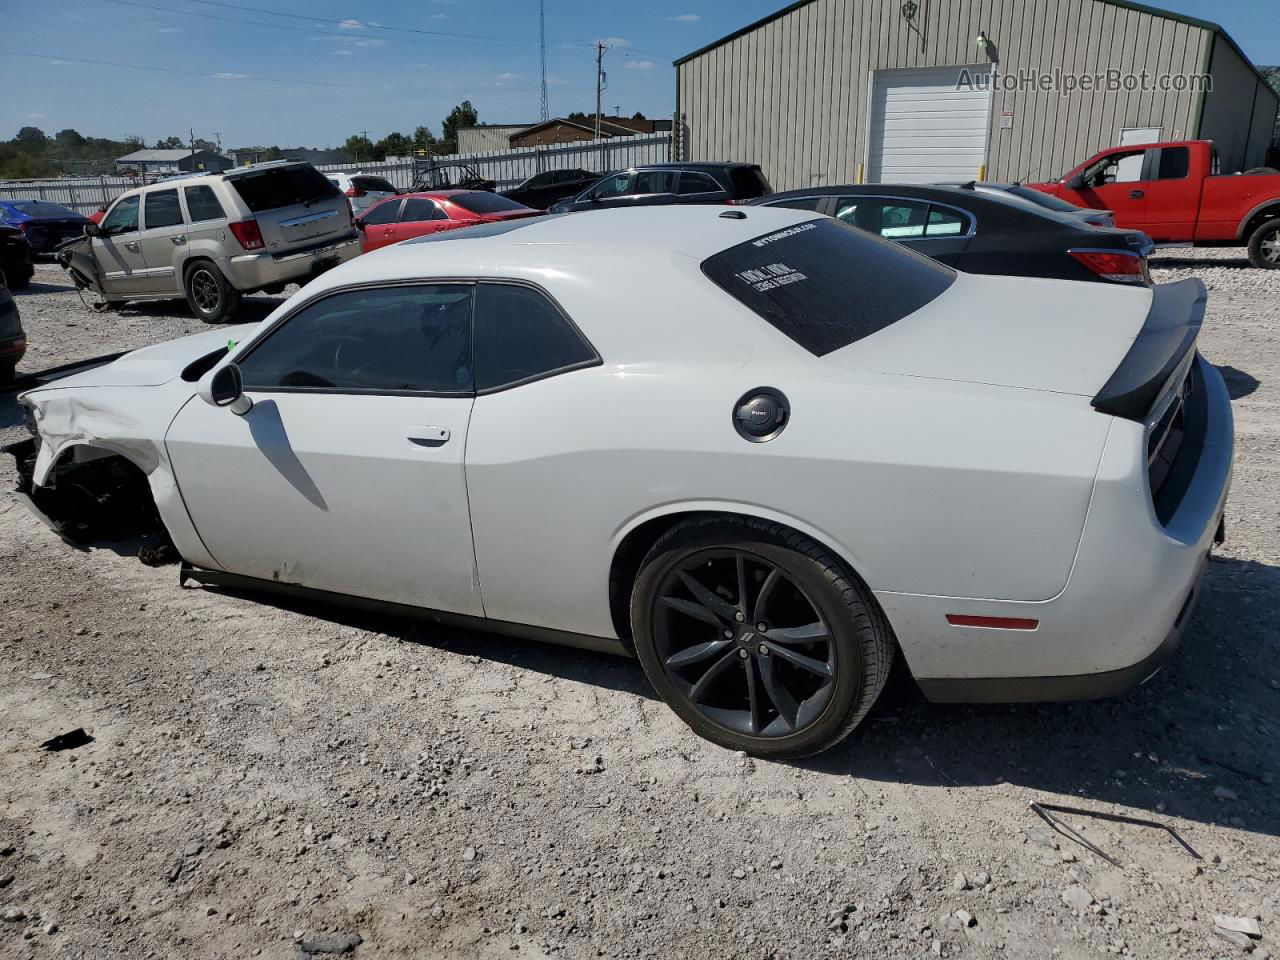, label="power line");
[108,0,672,58]
[0,48,515,94]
